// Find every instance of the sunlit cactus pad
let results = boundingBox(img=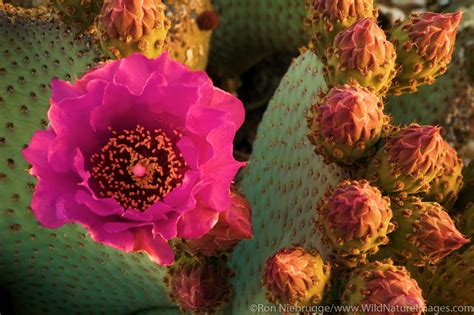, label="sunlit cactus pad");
[229,50,344,313]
